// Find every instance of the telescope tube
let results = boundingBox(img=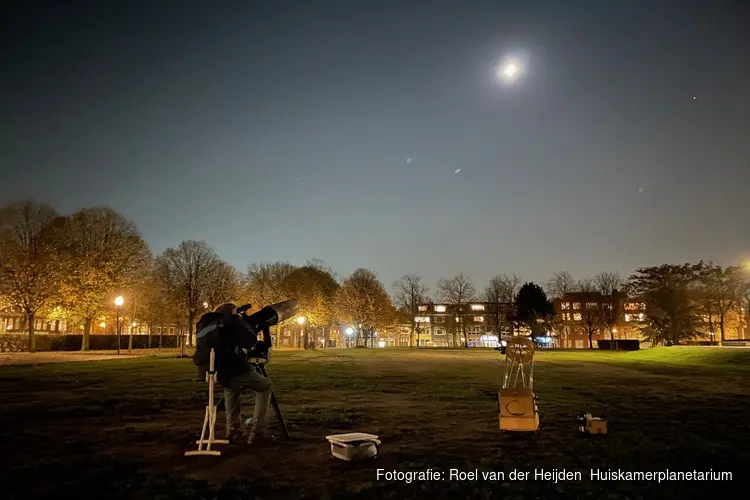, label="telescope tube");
[244,299,300,330]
